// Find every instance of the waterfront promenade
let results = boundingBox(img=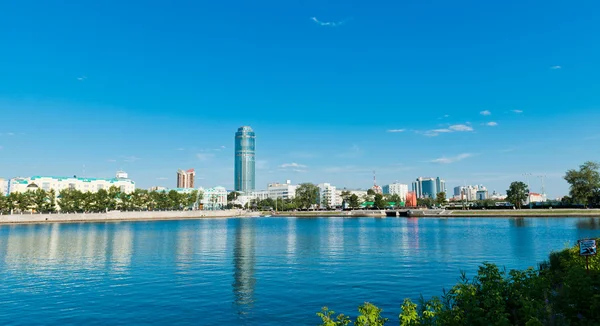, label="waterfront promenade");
[2,208,600,225]
[0,209,252,224]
